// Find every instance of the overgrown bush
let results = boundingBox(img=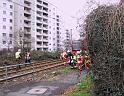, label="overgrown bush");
[31,51,60,60]
[85,4,124,96]
[0,50,60,66]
